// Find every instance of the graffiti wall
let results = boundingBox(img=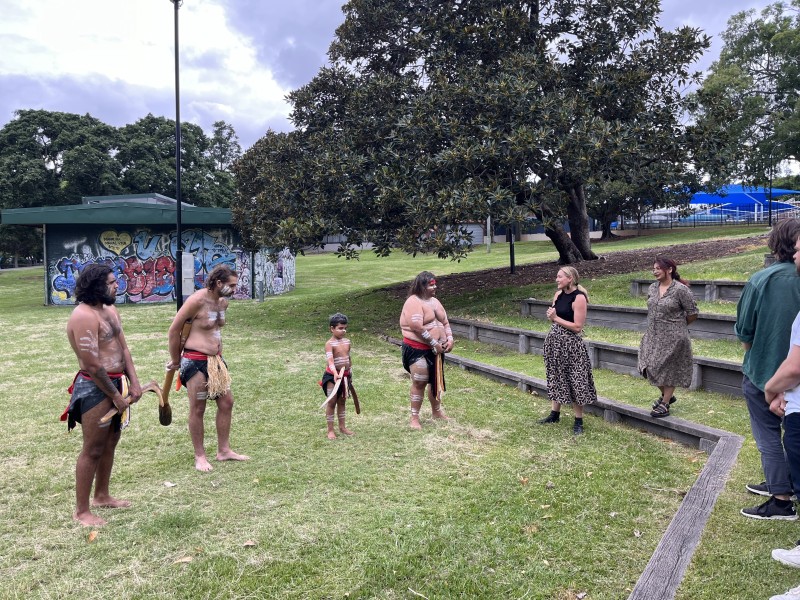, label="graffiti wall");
[254,248,296,297]
[46,225,257,305]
